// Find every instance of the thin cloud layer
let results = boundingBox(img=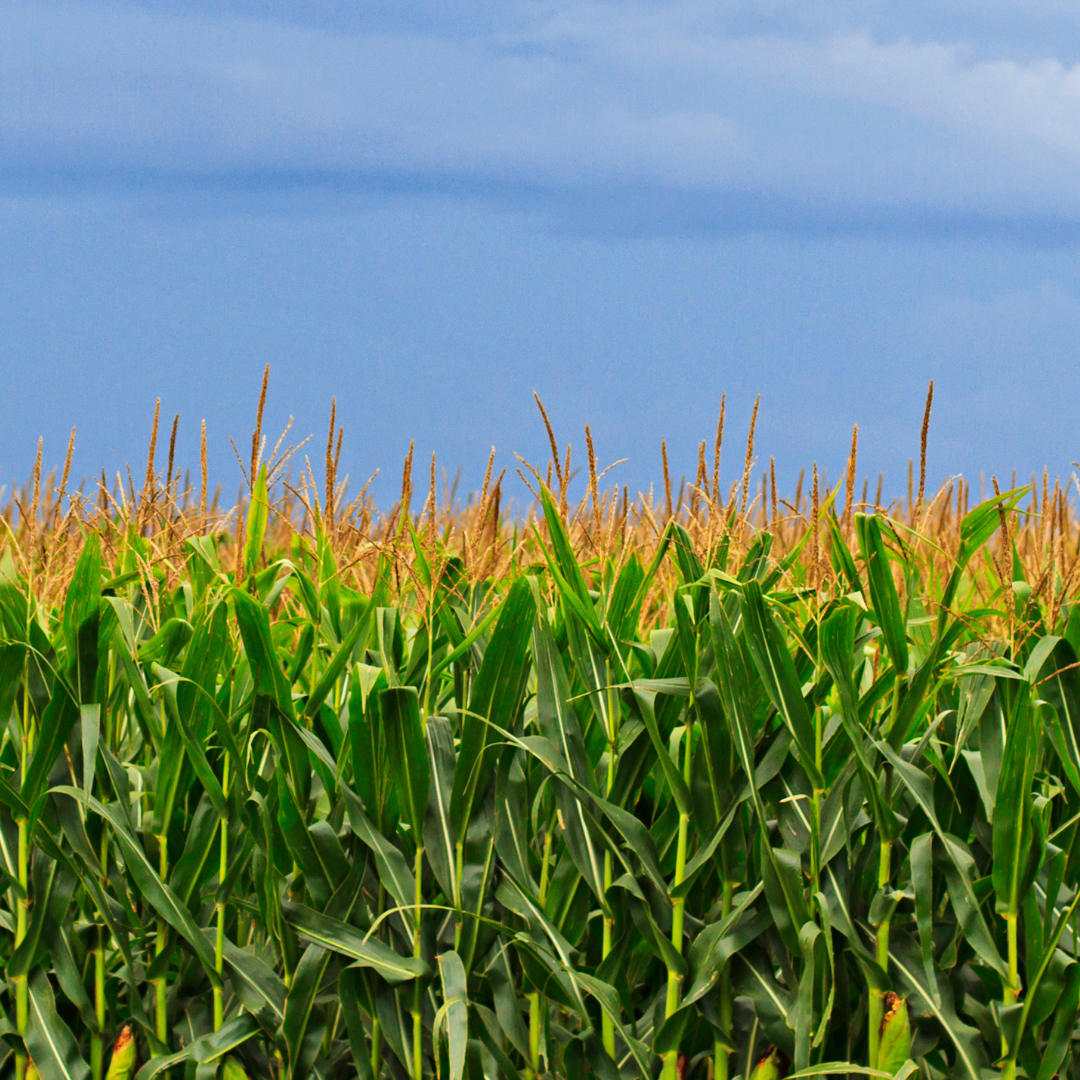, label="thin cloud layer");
[3,0,1080,234]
